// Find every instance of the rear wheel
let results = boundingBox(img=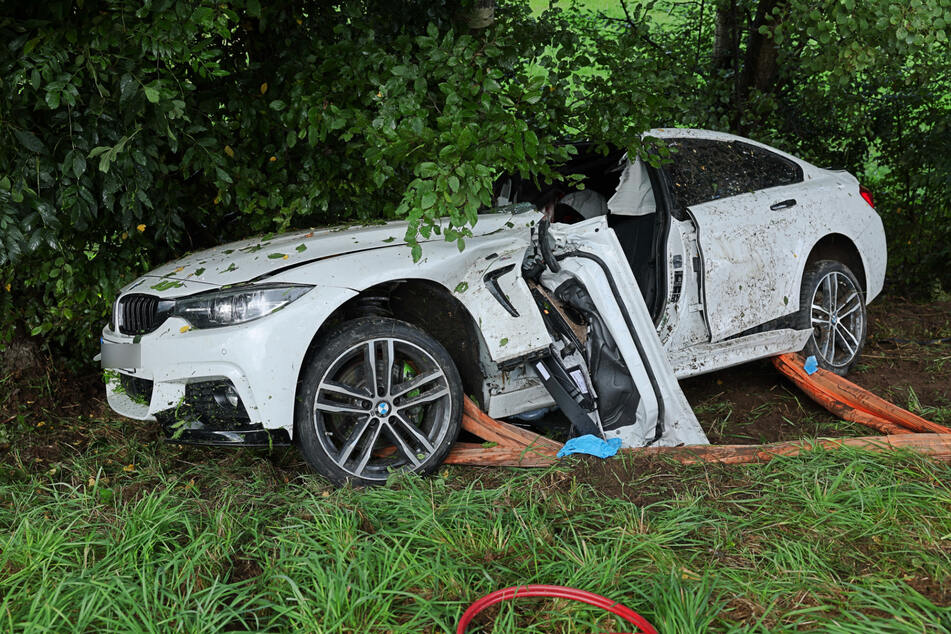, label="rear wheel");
[295,317,462,486]
[797,260,867,376]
